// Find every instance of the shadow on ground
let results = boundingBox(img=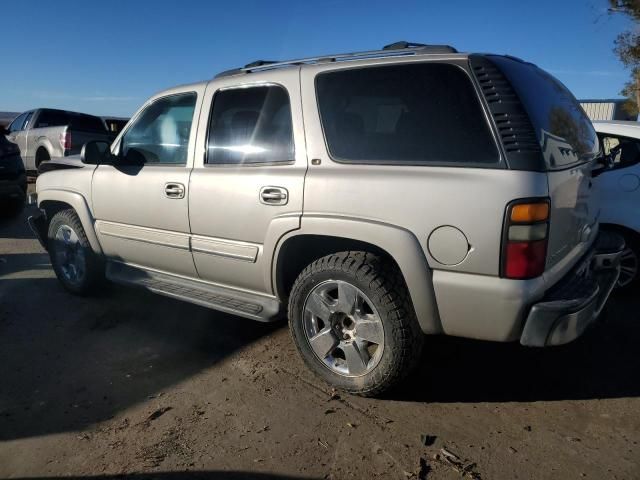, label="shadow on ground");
[395,295,640,403]
[0,243,283,443]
